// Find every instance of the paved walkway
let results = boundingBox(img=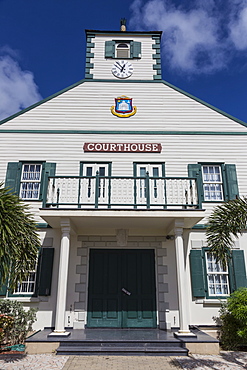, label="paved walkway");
[0,352,247,369]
